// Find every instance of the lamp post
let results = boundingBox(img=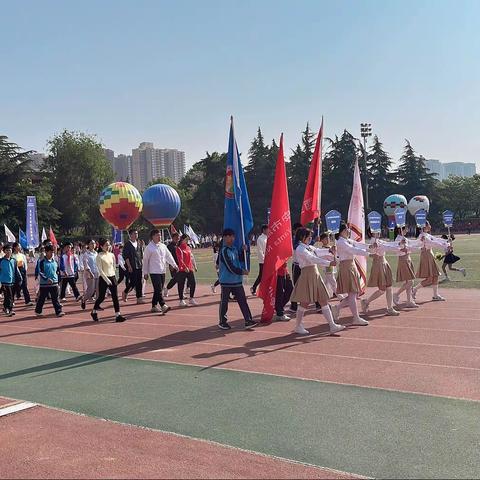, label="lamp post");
[360,123,372,210]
